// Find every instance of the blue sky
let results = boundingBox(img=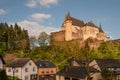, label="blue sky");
[0,0,120,39]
